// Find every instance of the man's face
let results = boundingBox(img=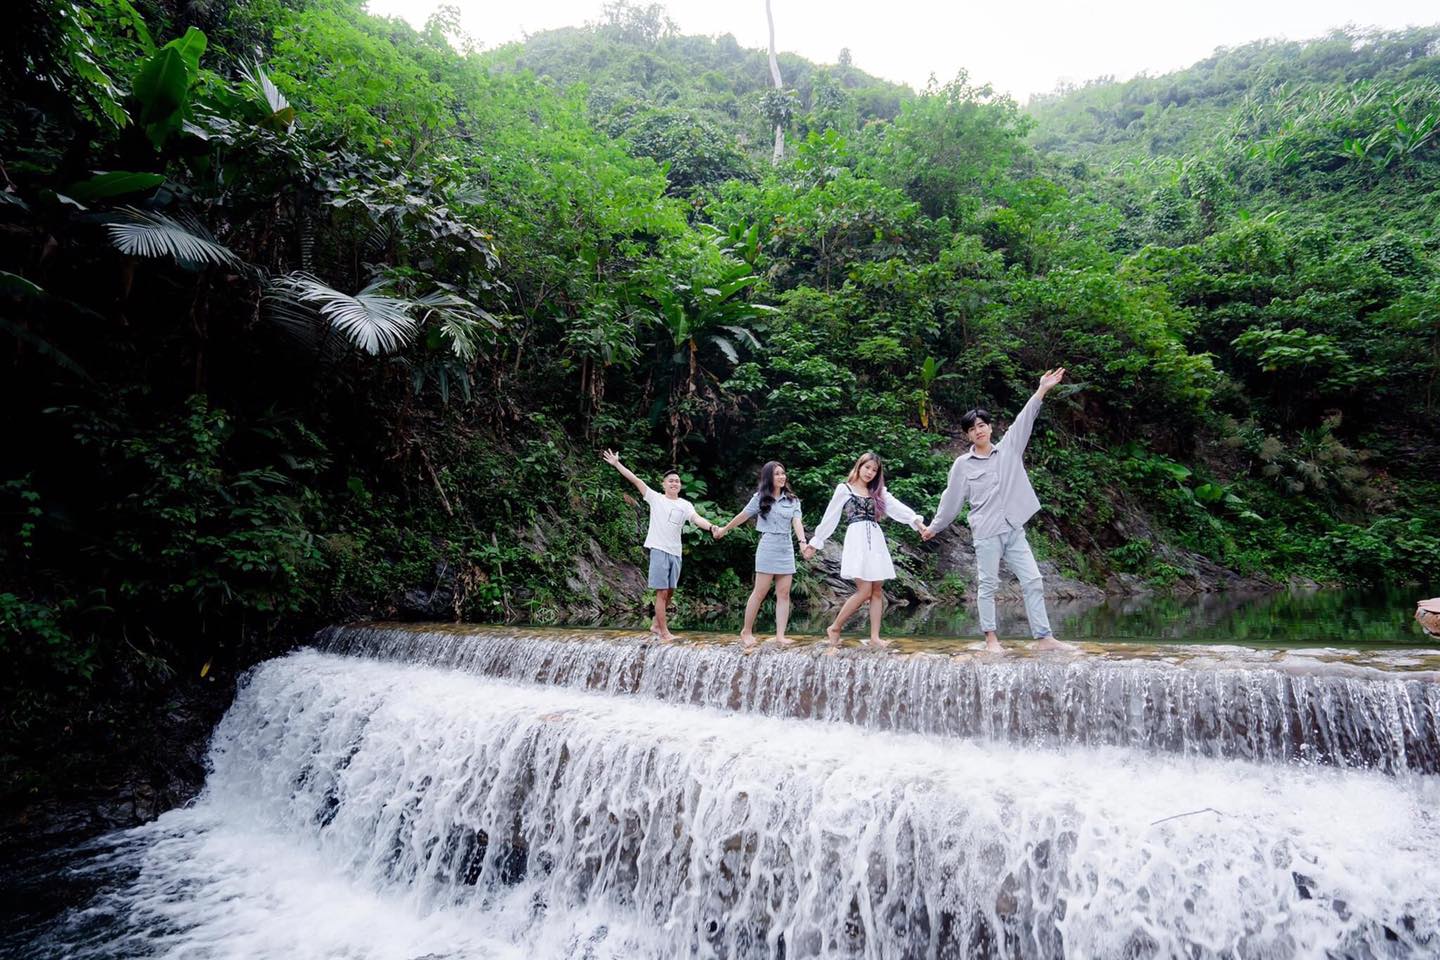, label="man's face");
[966,419,992,446]
[662,473,683,496]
